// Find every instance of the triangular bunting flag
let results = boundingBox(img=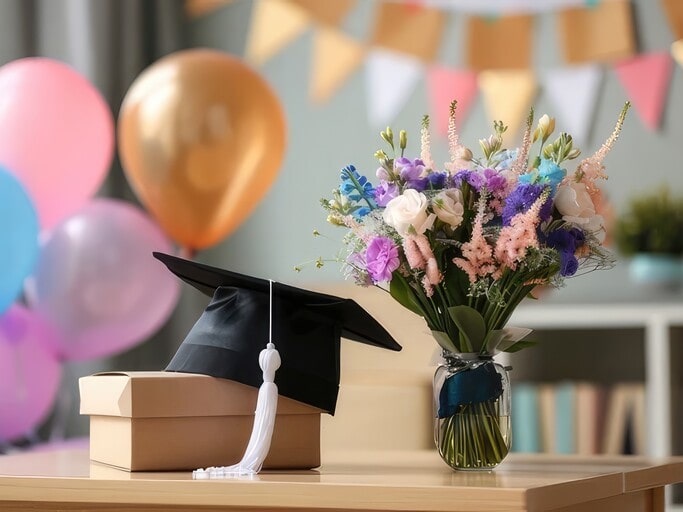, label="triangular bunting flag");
[542,65,602,146]
[185,0,233,18]
[370,3,446,62]
[310,27,364,104]
[365,49,423,129]
[245,0,312,66]
[287,0,356,27]
[671,39,683,69]
[426,66,478,136]
[613,52,673,131]
[478,70,537,144]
